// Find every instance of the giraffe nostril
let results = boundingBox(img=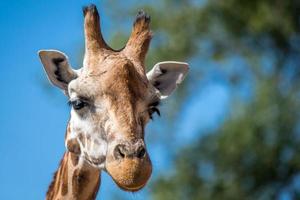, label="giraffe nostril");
[114,144,126,159]
[137,147,146,159]
[118,148,125,158]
